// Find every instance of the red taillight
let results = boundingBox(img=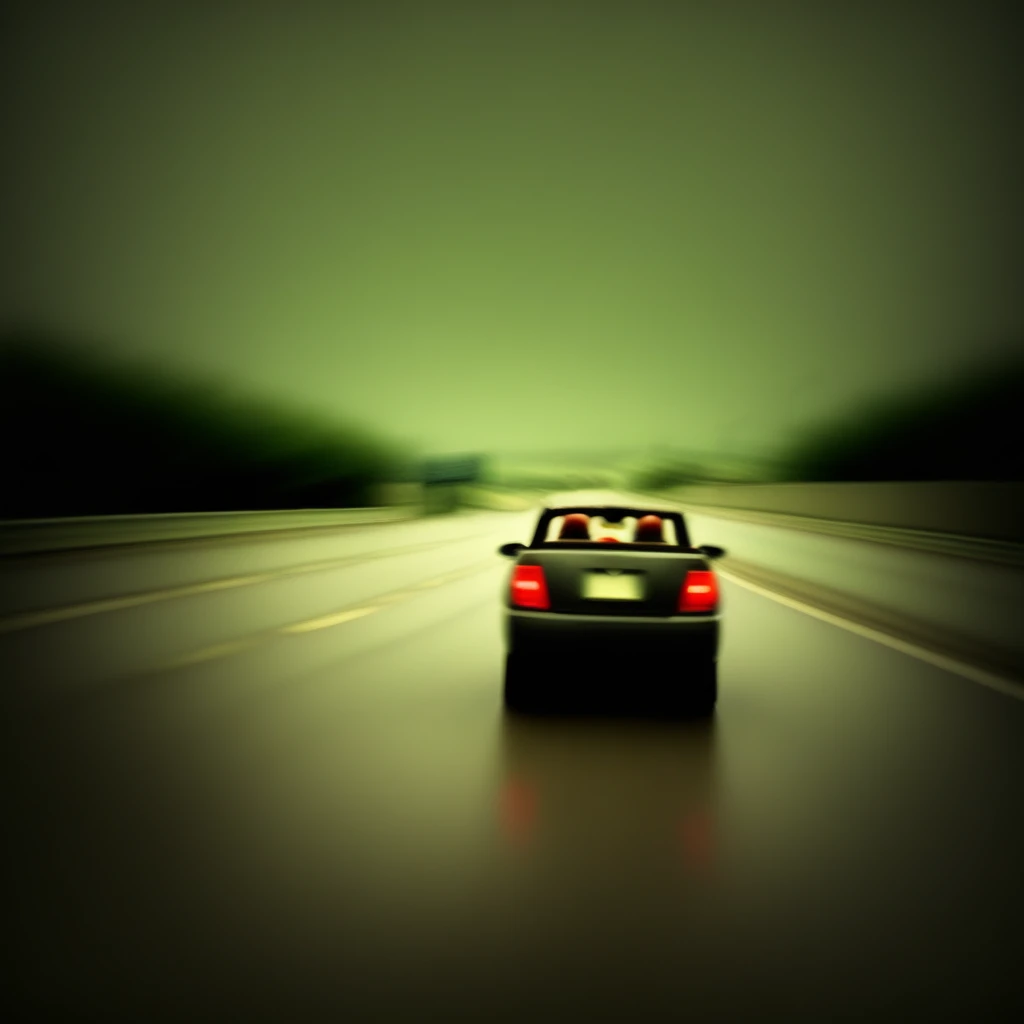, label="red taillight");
[510,565,551,610]
[678,570,718,613]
